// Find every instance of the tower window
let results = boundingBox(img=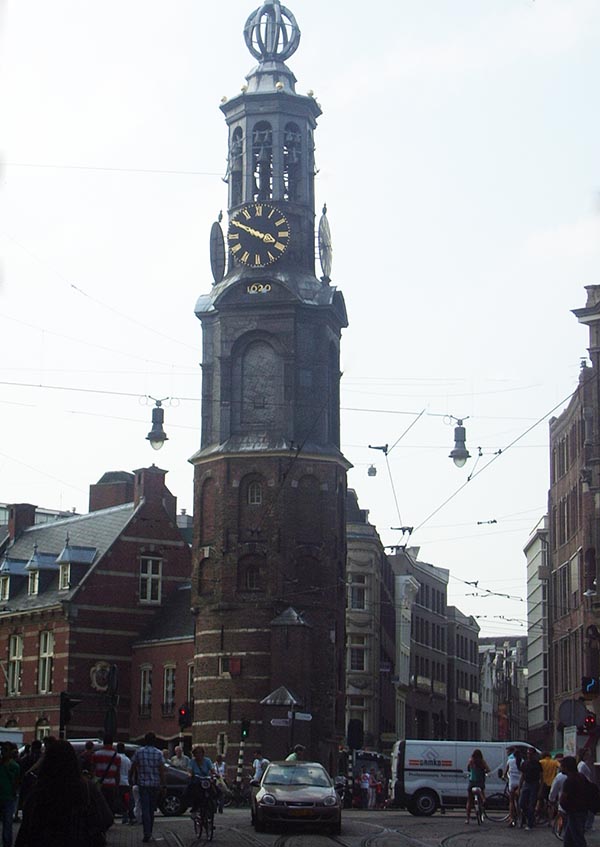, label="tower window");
[283,122,301,201]
[248,482,262,505]
[252,121,273,201]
